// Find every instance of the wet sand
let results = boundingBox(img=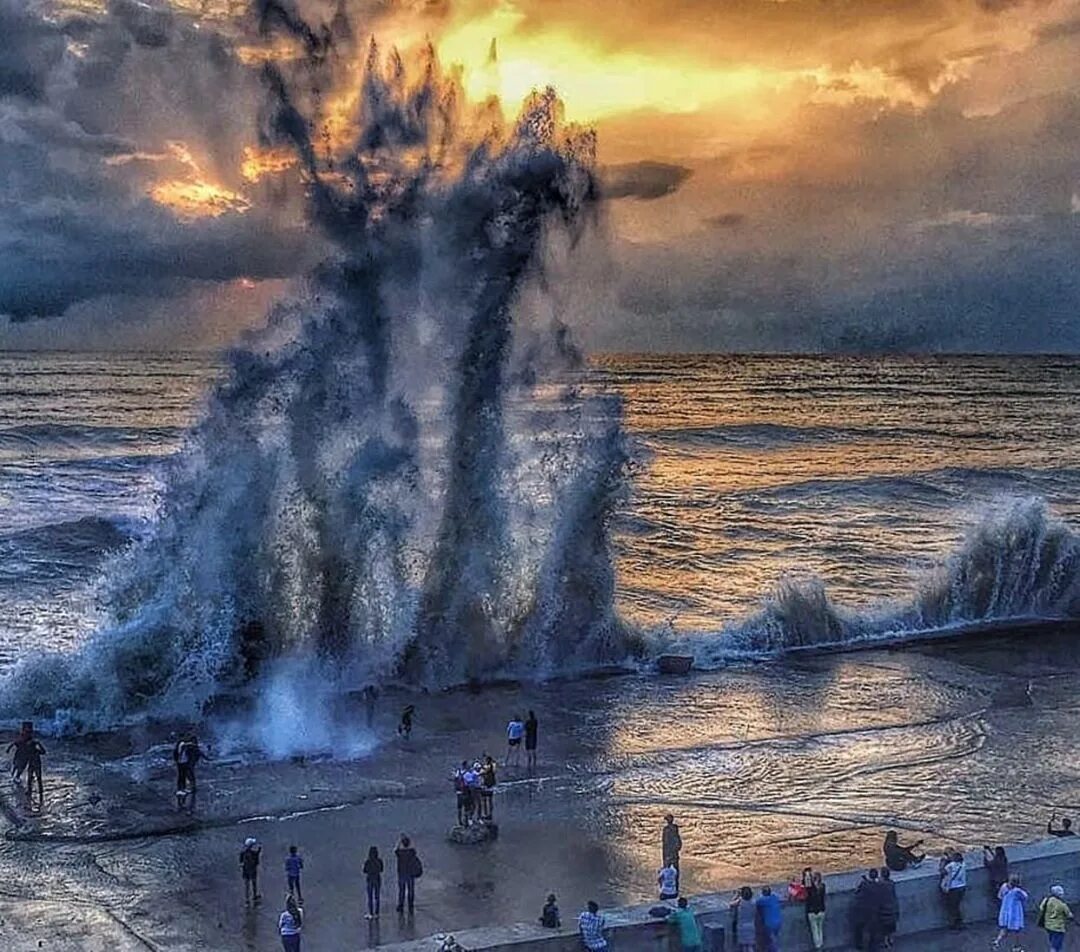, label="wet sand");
[2,628,1080,950]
